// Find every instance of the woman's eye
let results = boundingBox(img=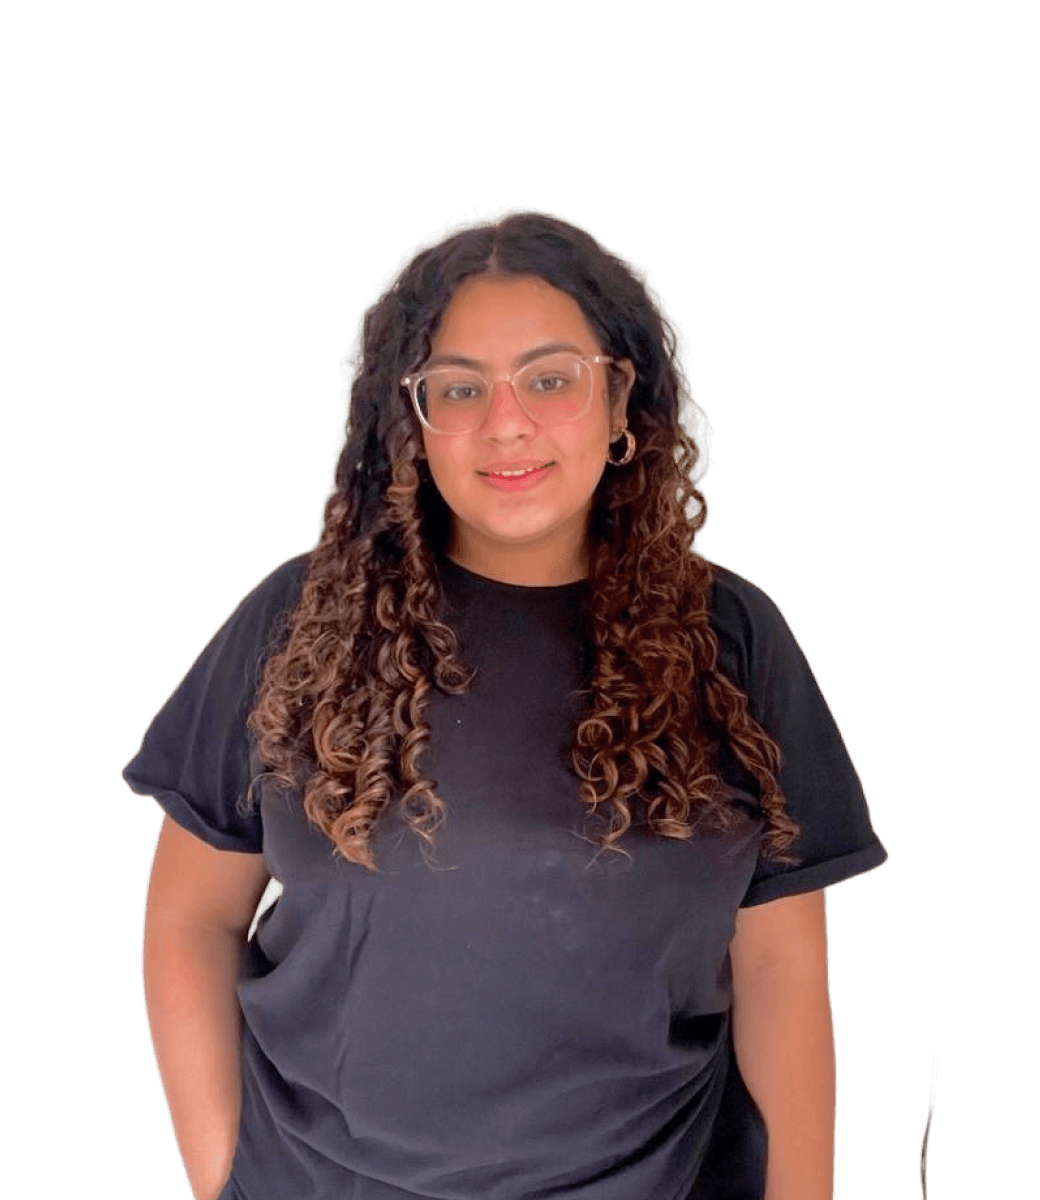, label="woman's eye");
[530,374,569,394]
[442,383,482,403]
